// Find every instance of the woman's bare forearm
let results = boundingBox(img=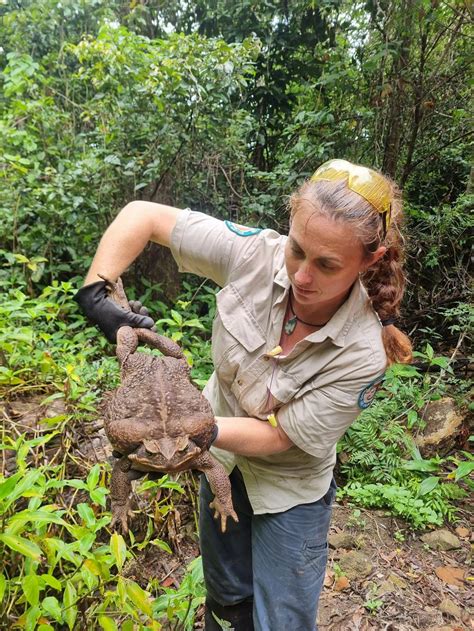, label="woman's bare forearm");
[213,416,293,457]
[84,201,182,285]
